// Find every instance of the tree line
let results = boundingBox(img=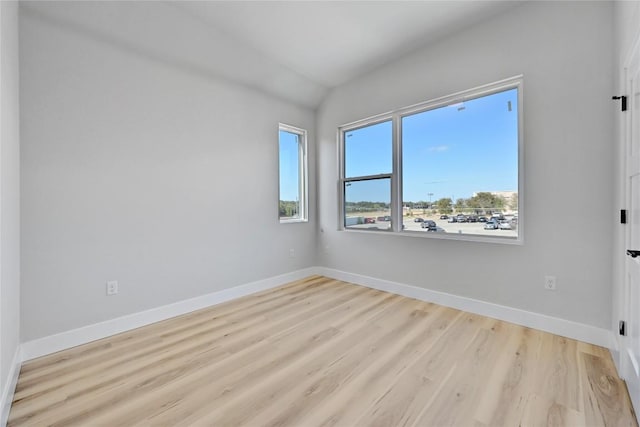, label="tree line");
[344,192,516,214]
[279,200,299,217]
[432,192,517,214]
[345,201,390,212]
[296,192,517,216]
